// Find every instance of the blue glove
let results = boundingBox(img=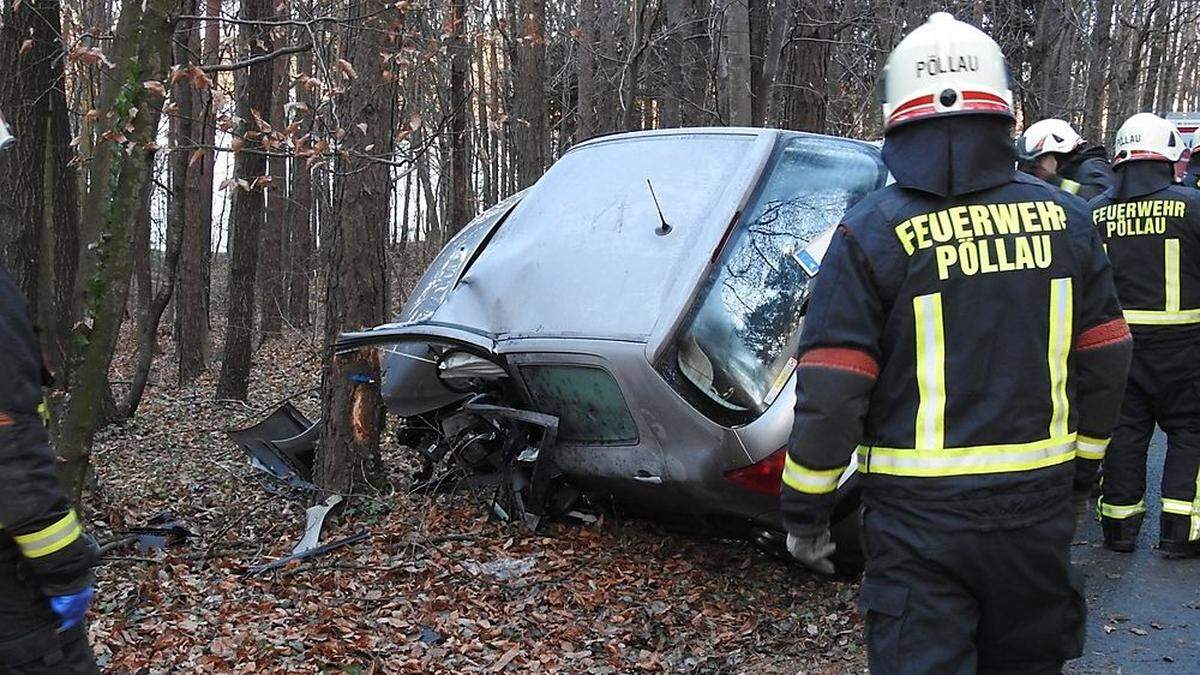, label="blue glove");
[49,586,94,631]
